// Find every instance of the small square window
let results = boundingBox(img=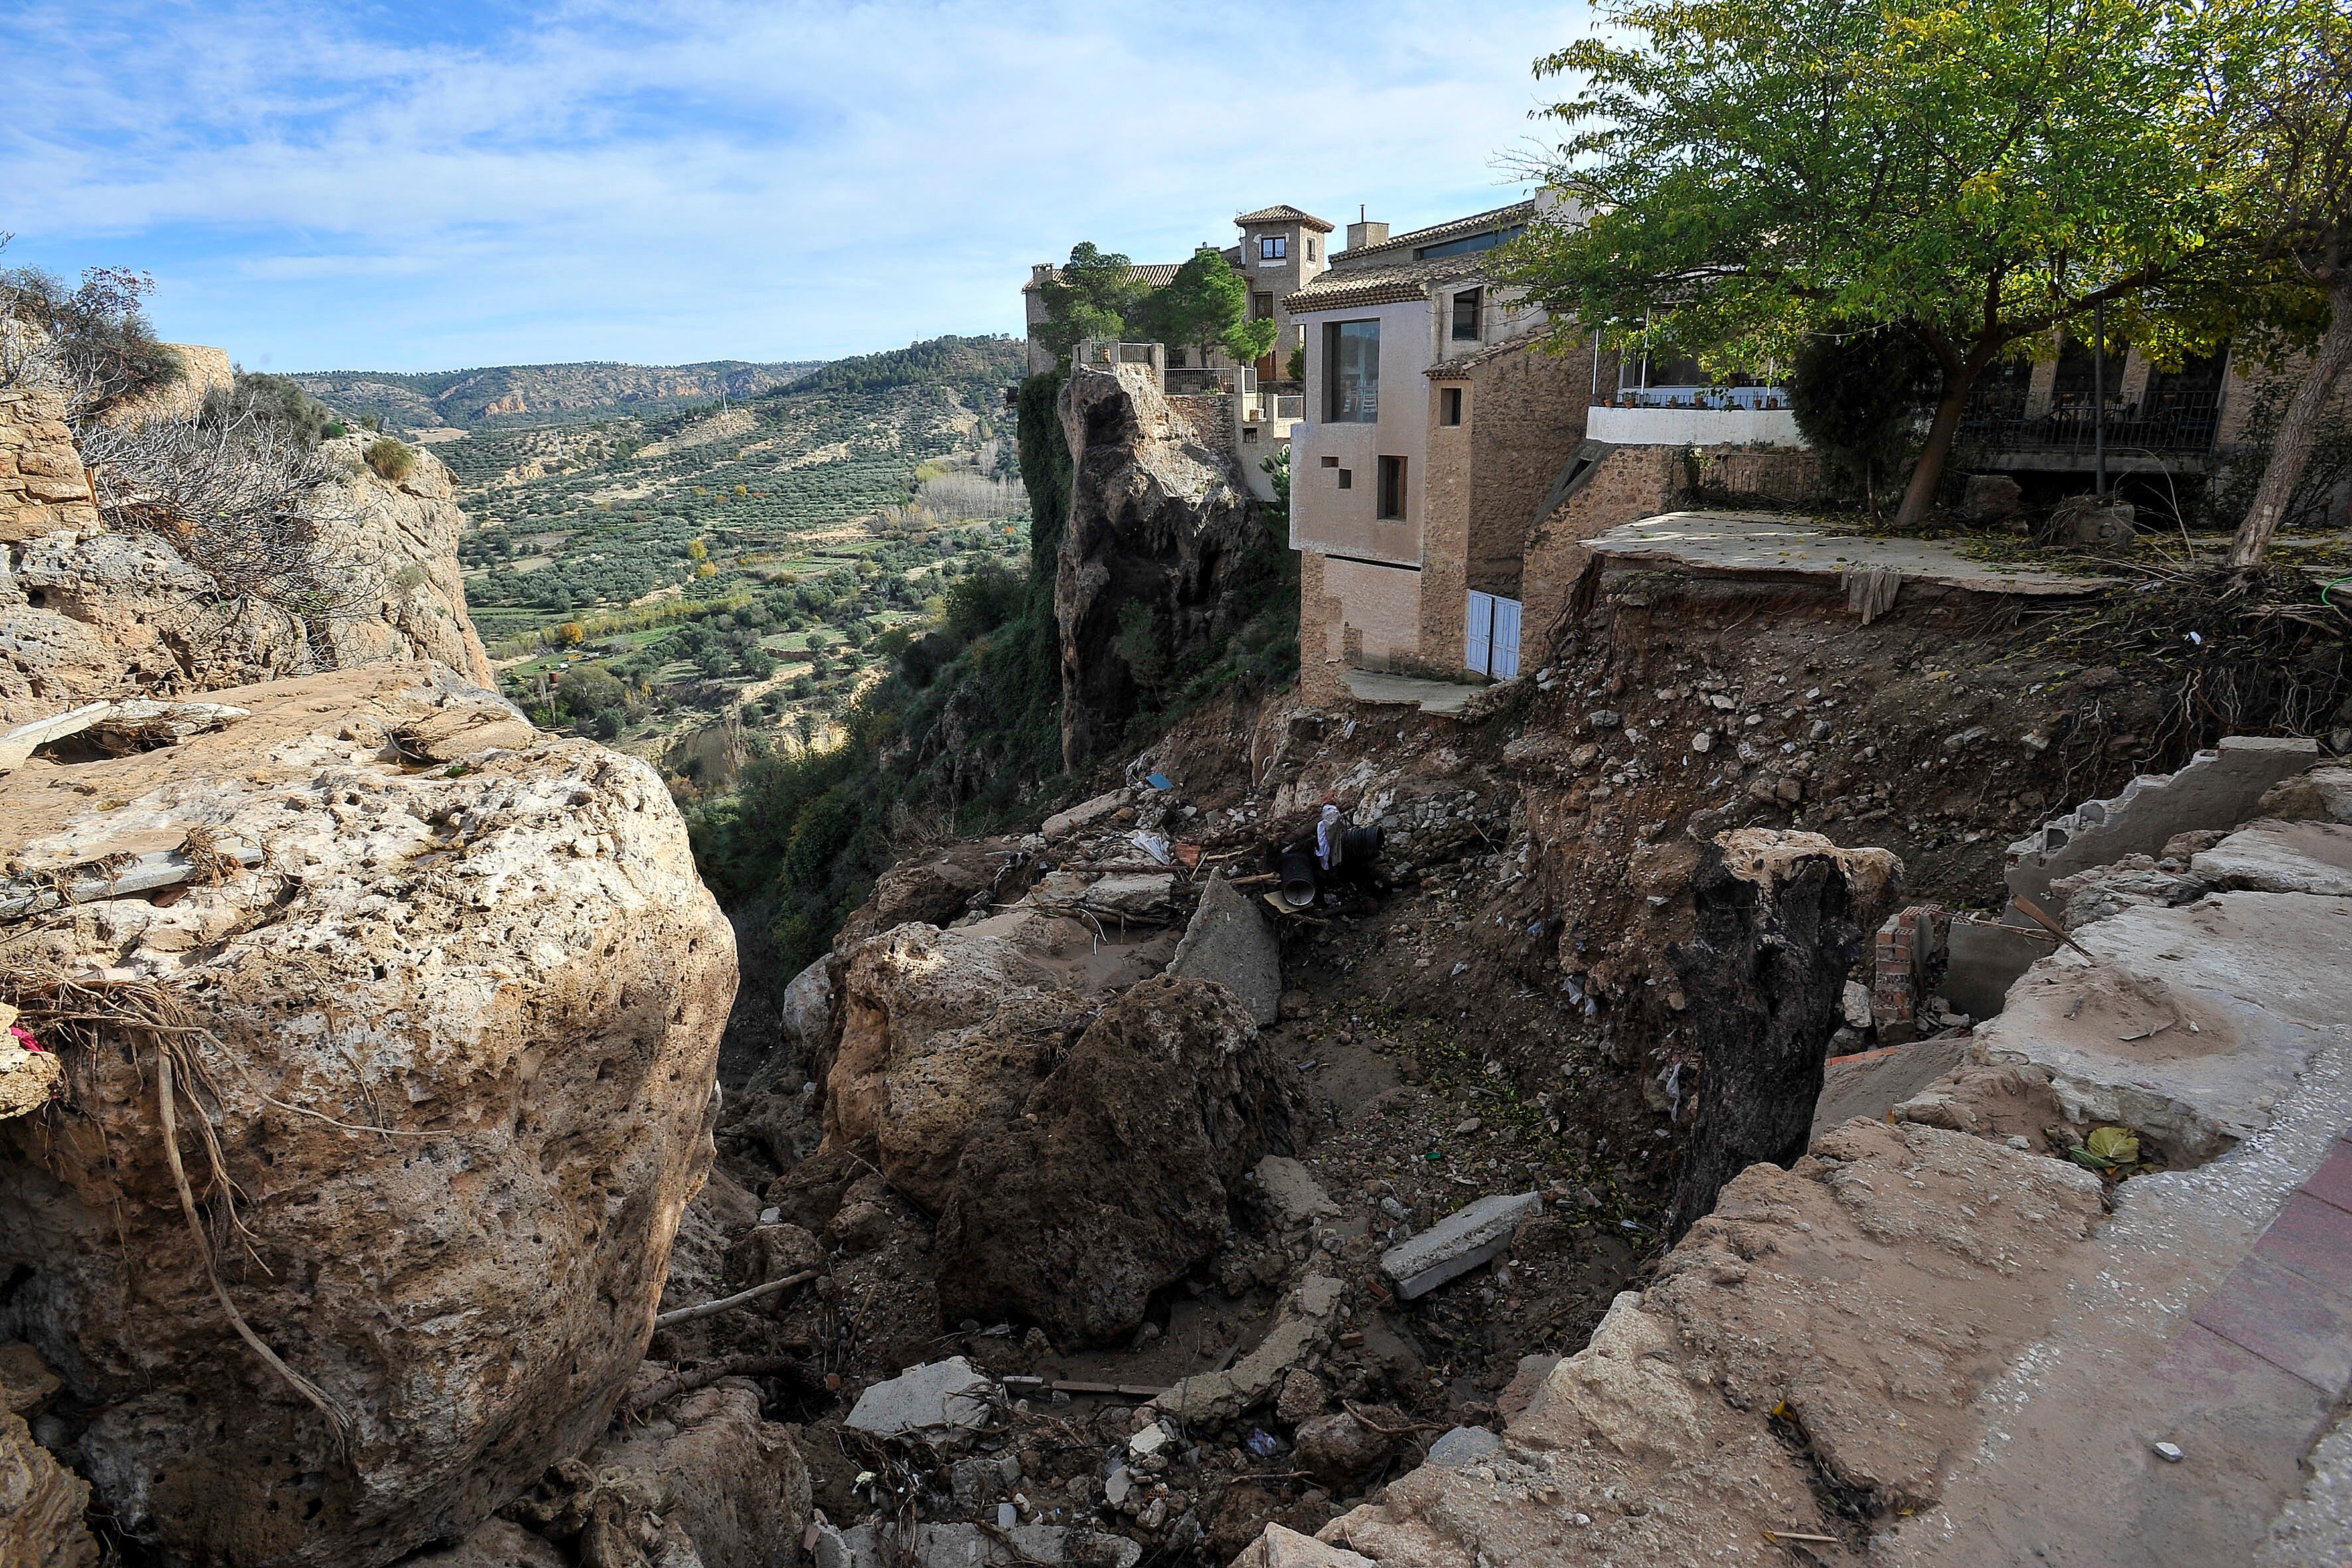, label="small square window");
[1261,235,1287,260]
[1243,426,1259,443]
[1251,291,1275,321]
[1336,468,1352,489]
[1450,287,1482,342]
[1377,455,1406,519]
[1440,387,1464,426]
[1320,455,1340,468]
